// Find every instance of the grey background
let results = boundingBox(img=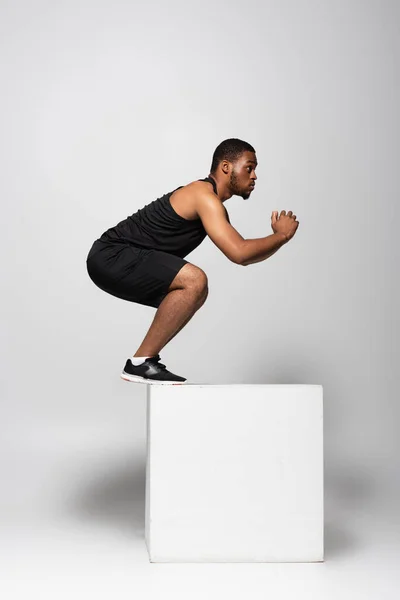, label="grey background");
[1,0,398,596]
